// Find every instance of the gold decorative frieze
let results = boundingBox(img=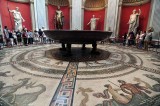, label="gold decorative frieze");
[122,0,150,6]
[84,0,107,11]
[9,0,30,3]
[48,0,69,6]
